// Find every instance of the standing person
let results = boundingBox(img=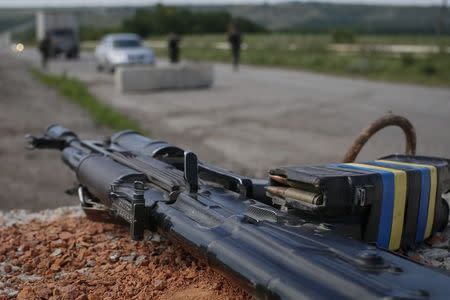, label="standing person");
[167,32,180,64]
[38,34,51,69]
[227,23,242,71]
